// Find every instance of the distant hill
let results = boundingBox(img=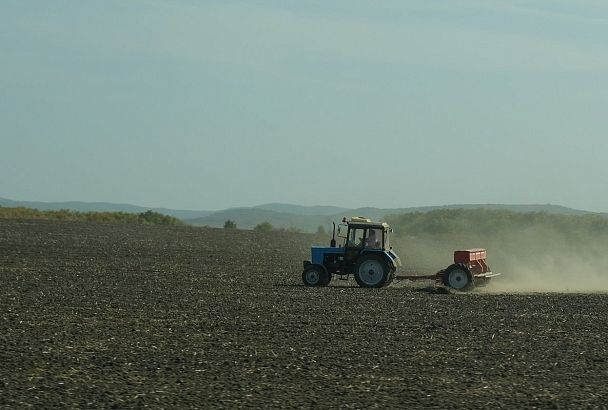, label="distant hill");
[333,203,592,224]
[186,203,600,231]
[254,203,350,216]
[2,196,600,232]
[379,203,591,217]
[187,208,336,232]
[0,197,212,220]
